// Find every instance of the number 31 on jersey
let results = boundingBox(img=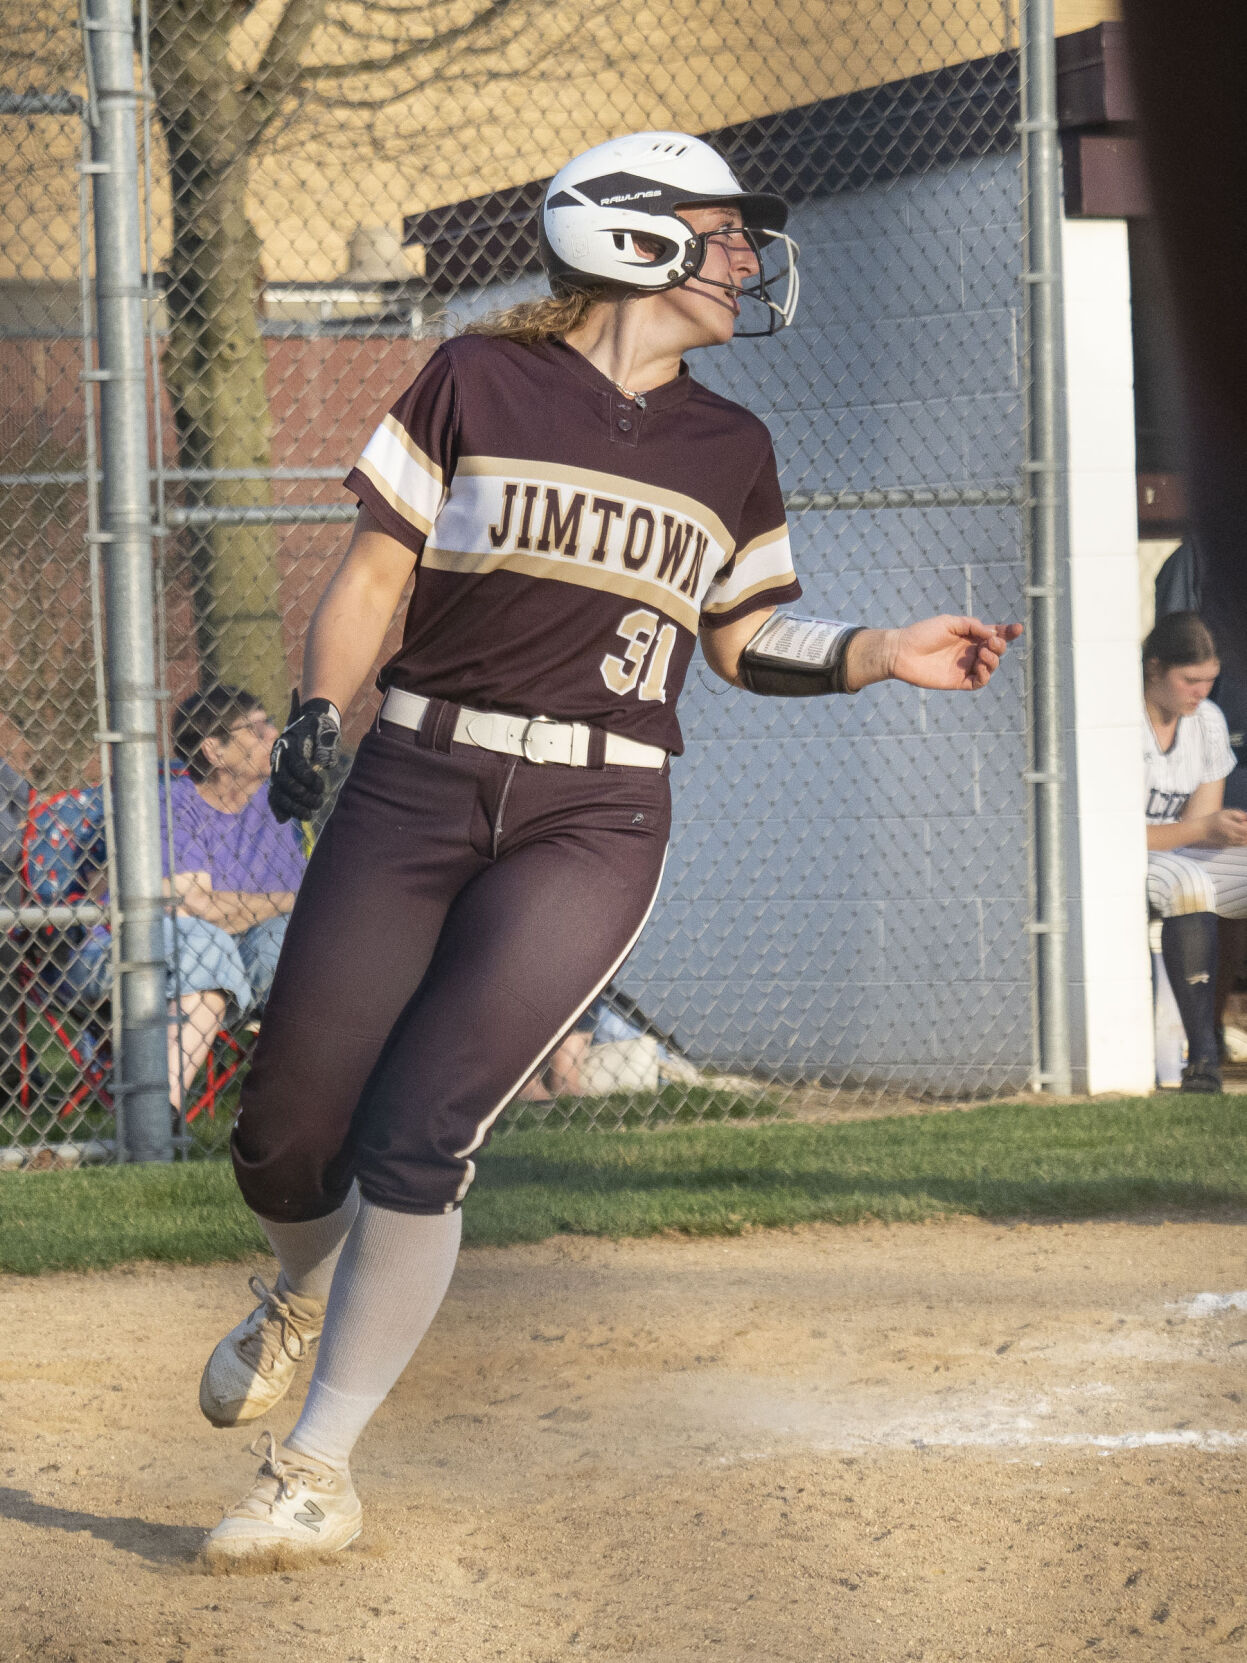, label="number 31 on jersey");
[600,608,678,703]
